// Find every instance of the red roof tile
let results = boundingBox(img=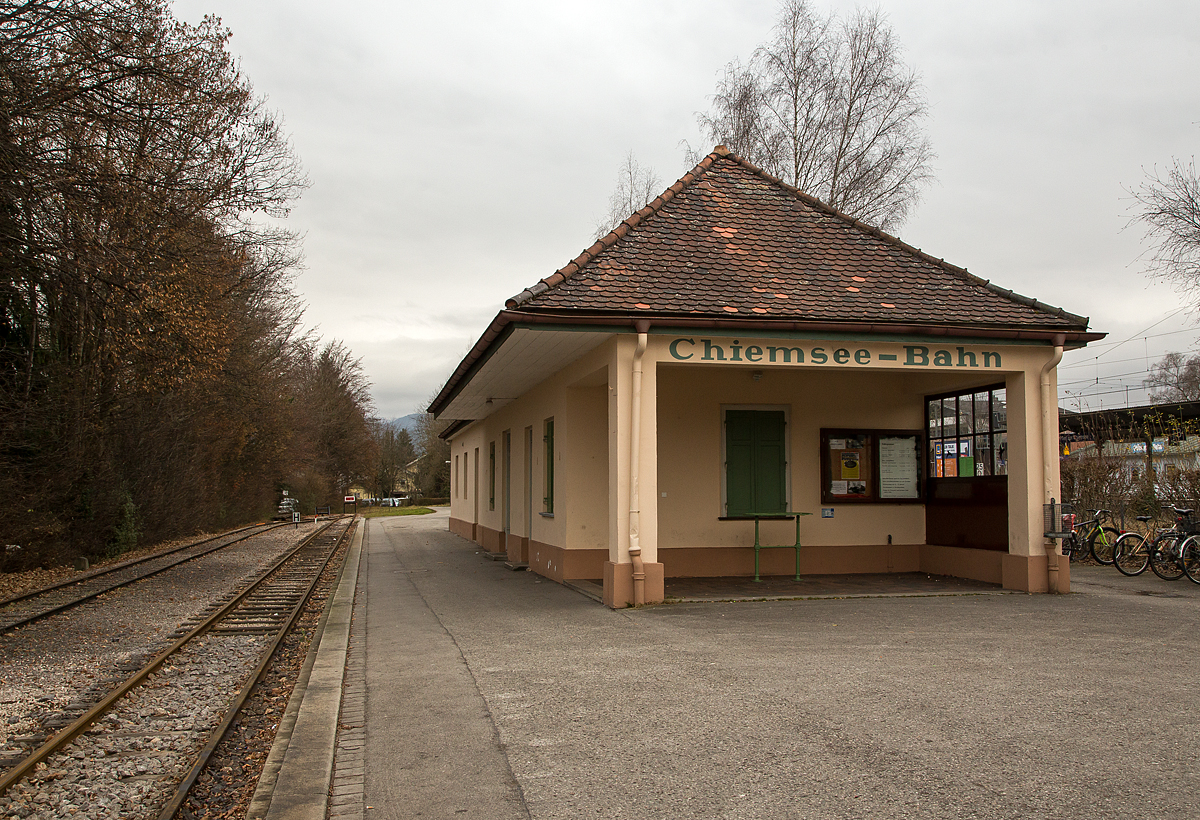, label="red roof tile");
[505,148,1089,331]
